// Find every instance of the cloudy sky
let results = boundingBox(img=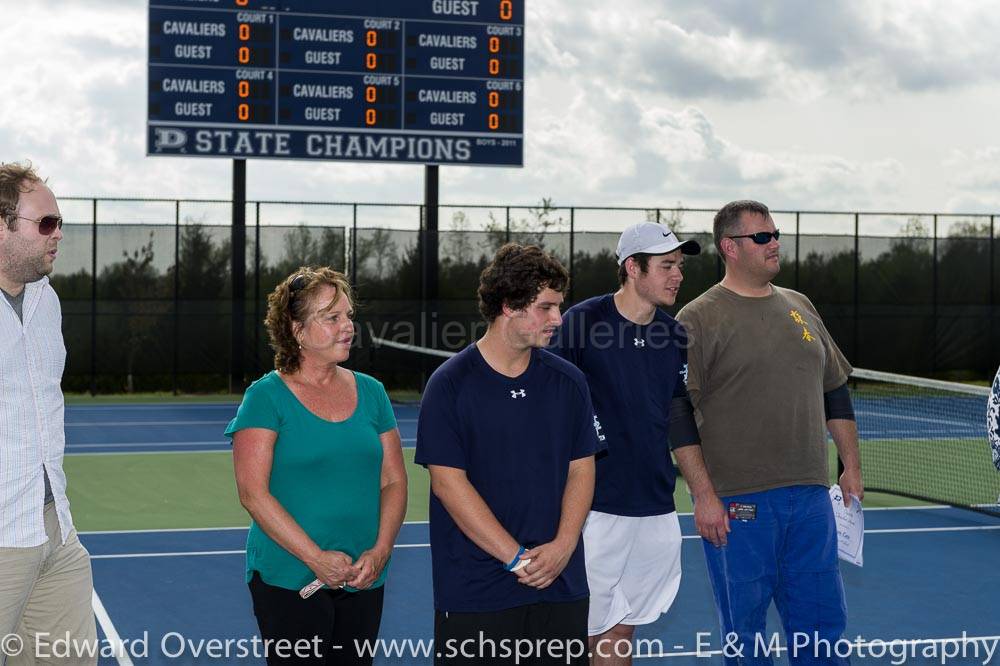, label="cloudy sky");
[3,0,1000,222]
